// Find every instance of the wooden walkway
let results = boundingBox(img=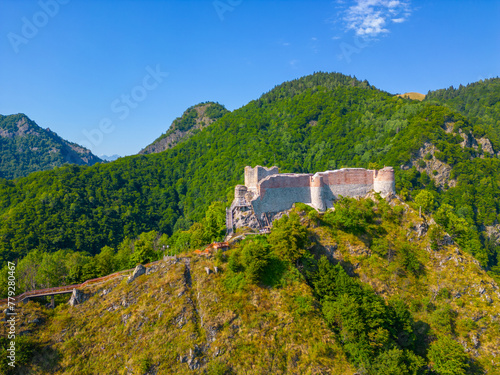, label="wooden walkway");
[0,259,165,308]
